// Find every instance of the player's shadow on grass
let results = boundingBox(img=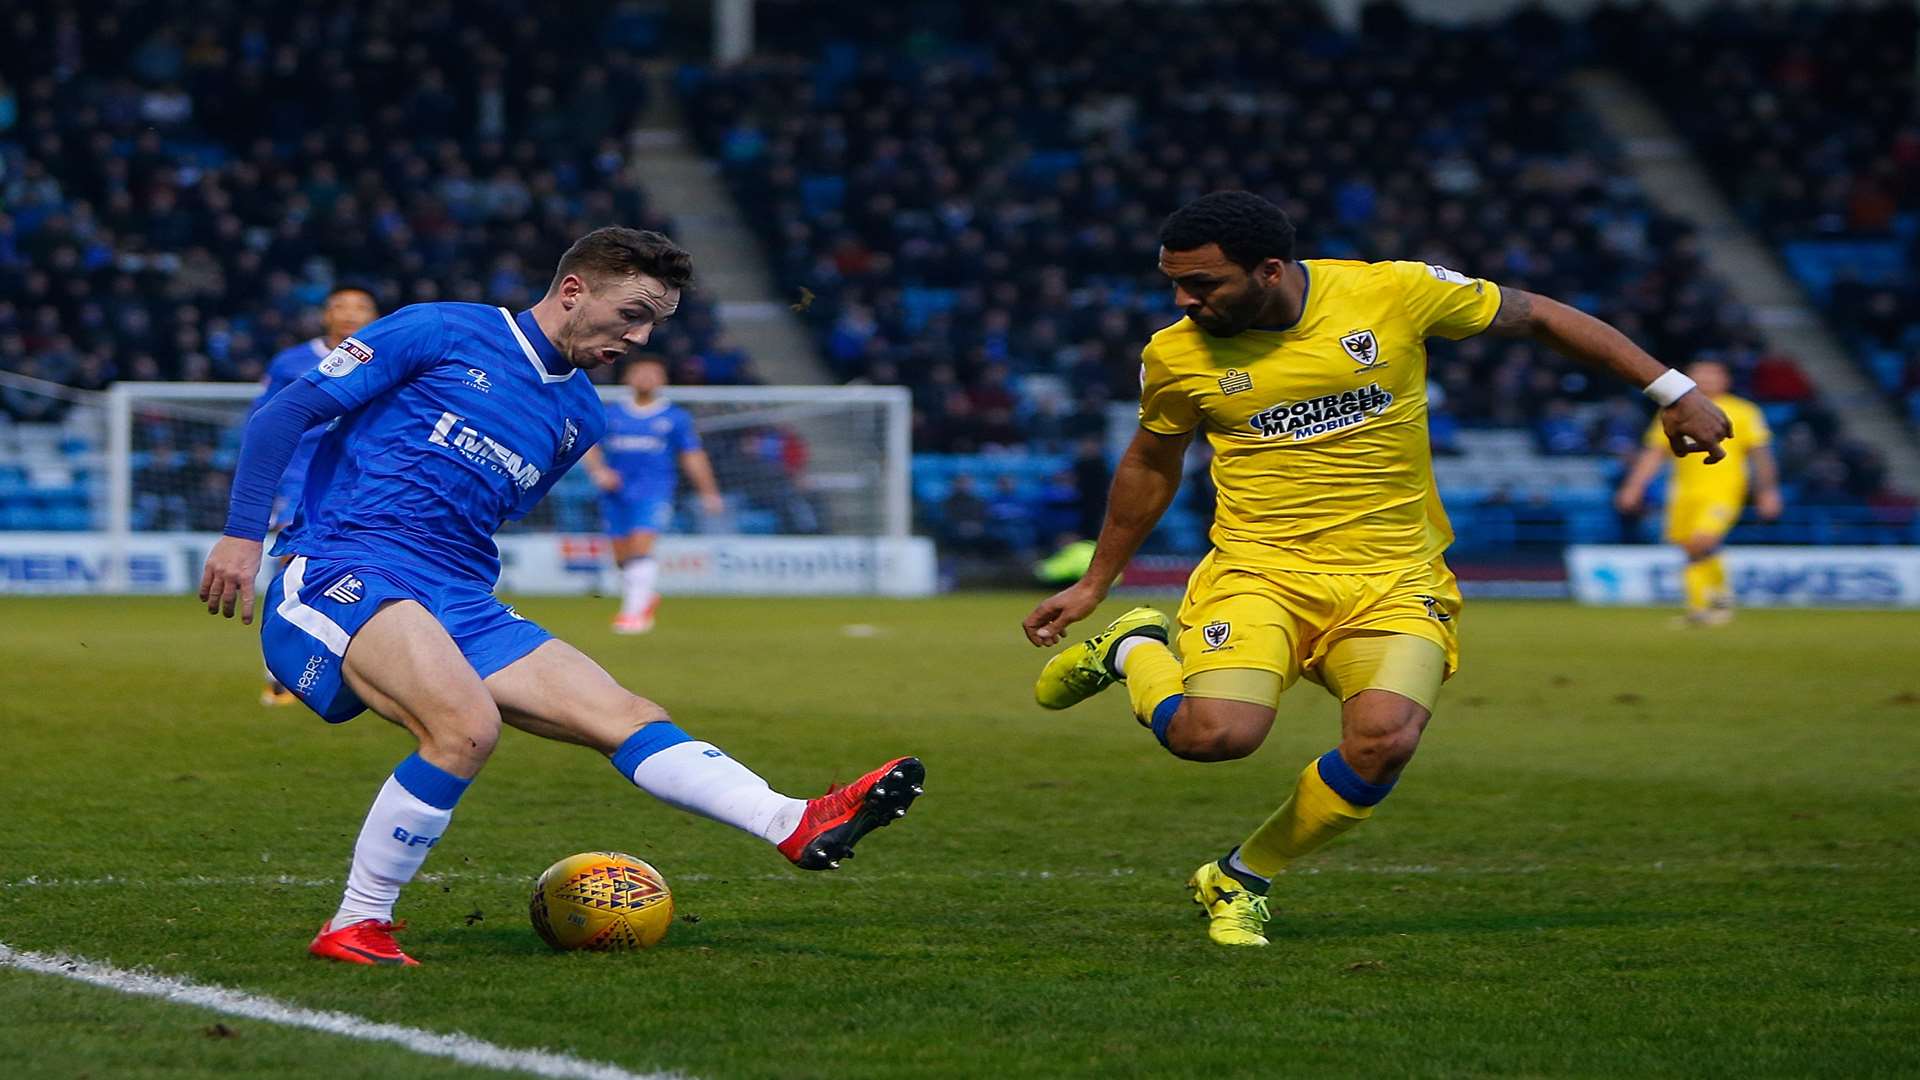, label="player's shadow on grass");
[417,919,917,964]
[1287,907,1679,940]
